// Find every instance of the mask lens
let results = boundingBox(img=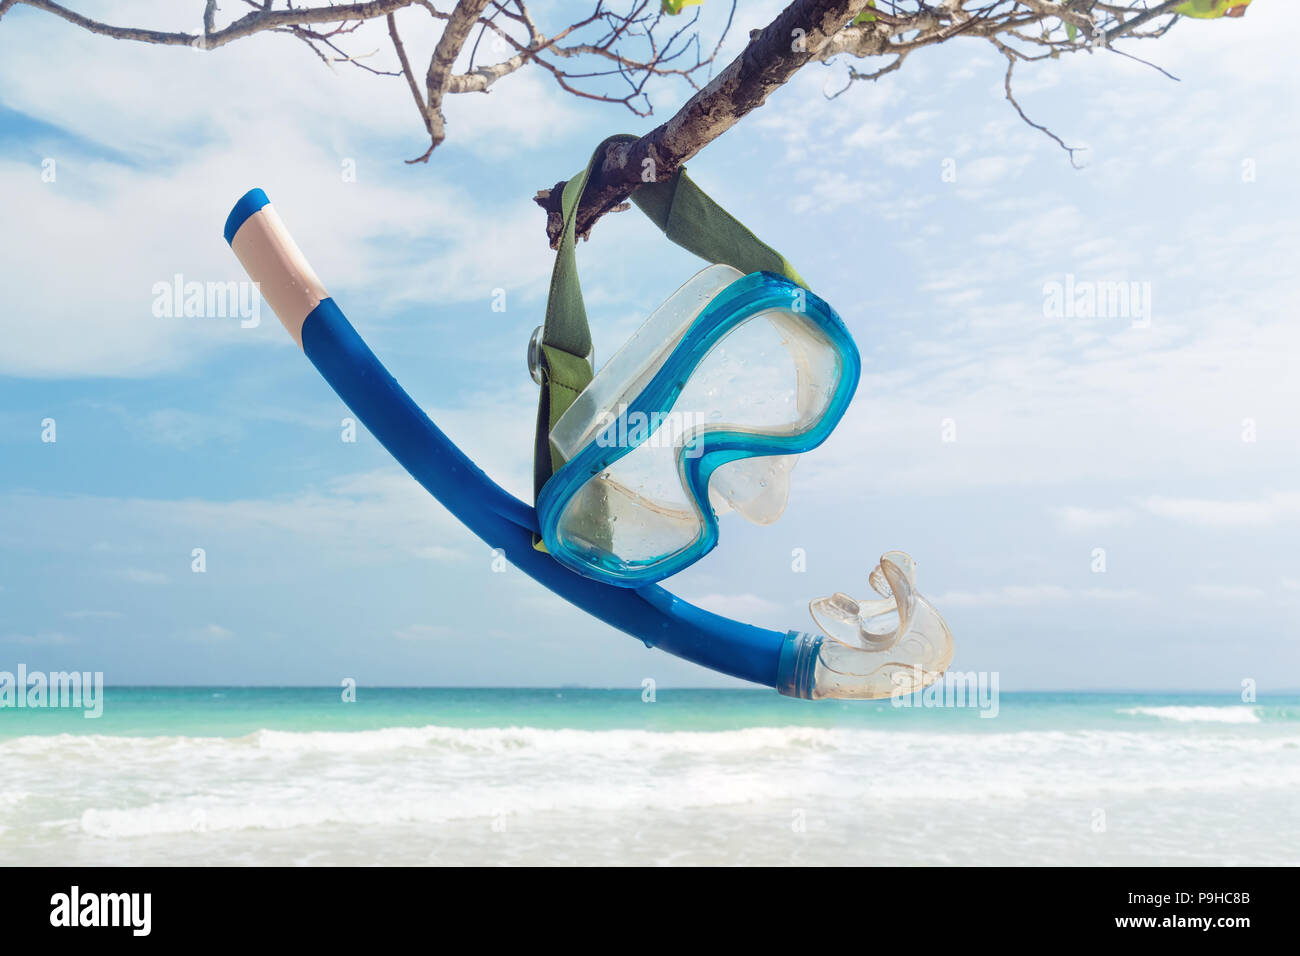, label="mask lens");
[551,283,847,578]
